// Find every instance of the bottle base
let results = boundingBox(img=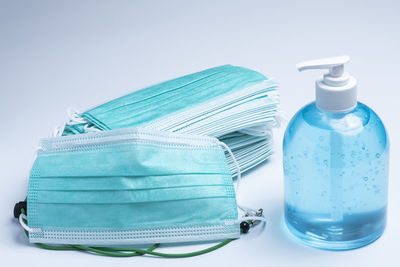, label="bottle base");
[284,218,385,251]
